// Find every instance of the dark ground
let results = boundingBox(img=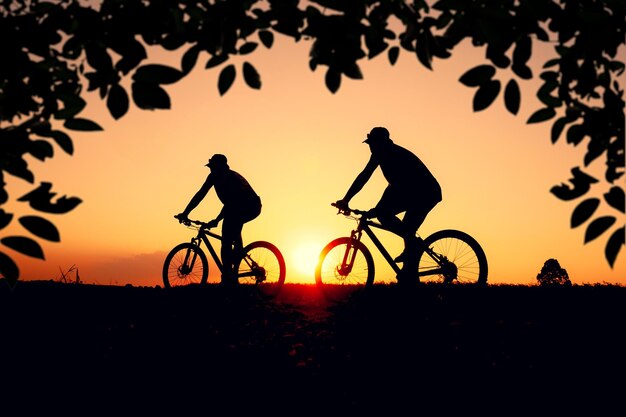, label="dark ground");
[2,280,625,415]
